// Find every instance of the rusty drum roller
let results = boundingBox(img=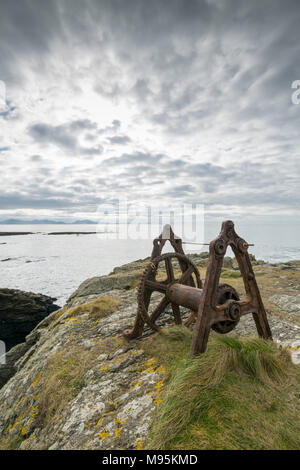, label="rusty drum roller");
[123,251,240,338]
